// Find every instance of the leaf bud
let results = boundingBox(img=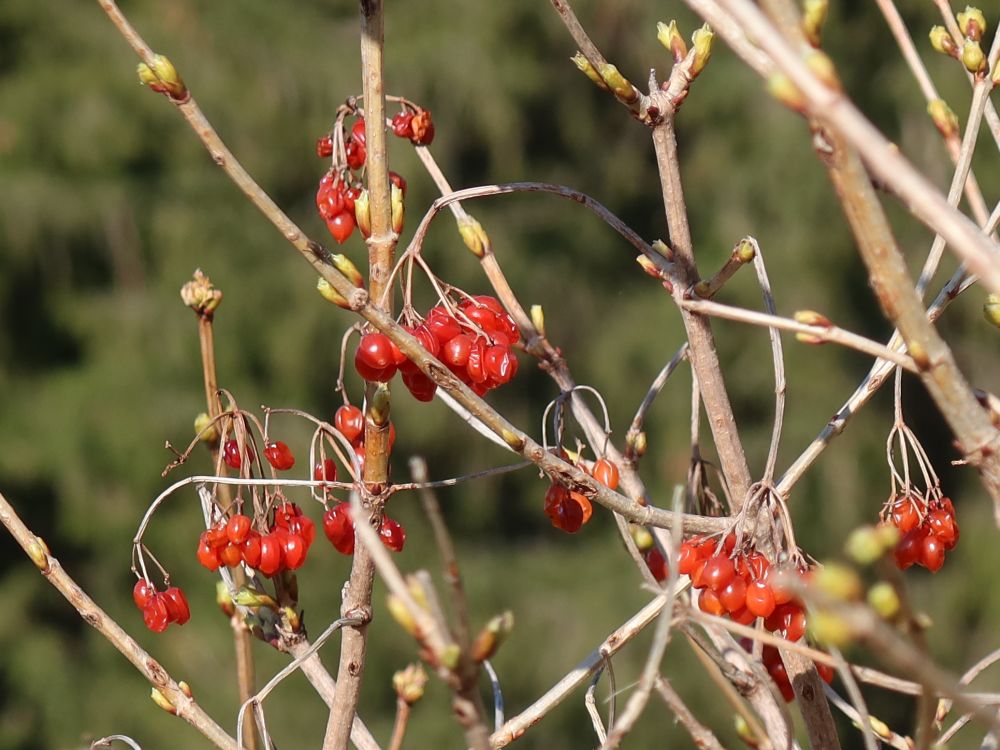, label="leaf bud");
[957,7,987,41]
[690,24,714,77]
[180,269,222,316]
[657,21,688,63]
[984,293,1000,328]
[387,594,418,636]
[927,99,960,139]
[354,189,371,238]
[802,0,828,46]
[150,687,177,715]
[26,536,50,572]
[470,611,514,662]
[929,26,959,57]
[331,254,364,288]
[391,183,405,234]
[137,54,187,100]
[530,304,545,336]
[598,63,639,103]
[458,217,488,258]
[392,663,428,705]
[234,587,279,611]
[317,277,351,309]
[767,72,806,113]
[805,51,840,90]
[215,581,235,617]
[961,39,986,74]
[571,52,609,91]
[178,681,193,699]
